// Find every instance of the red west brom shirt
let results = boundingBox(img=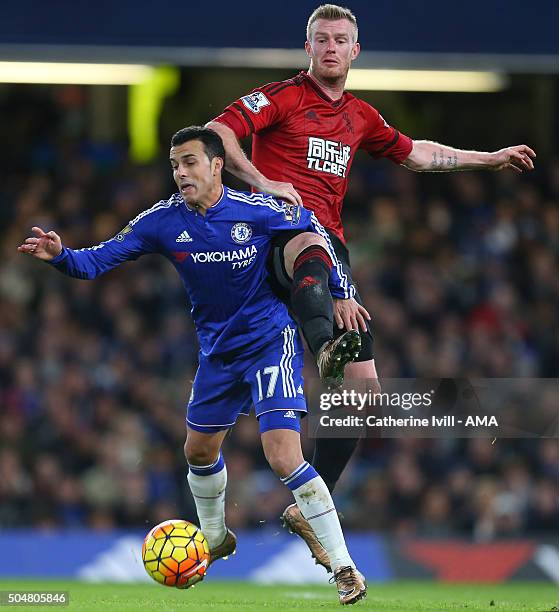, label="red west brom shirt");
[213,71,413,242]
